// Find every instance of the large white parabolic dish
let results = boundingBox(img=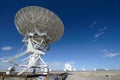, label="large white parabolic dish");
[15,6,64,43]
